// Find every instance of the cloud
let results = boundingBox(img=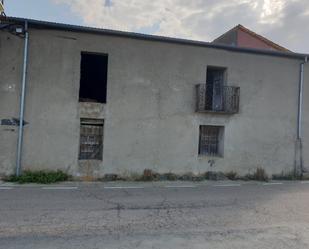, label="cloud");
[52,0,309,52]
